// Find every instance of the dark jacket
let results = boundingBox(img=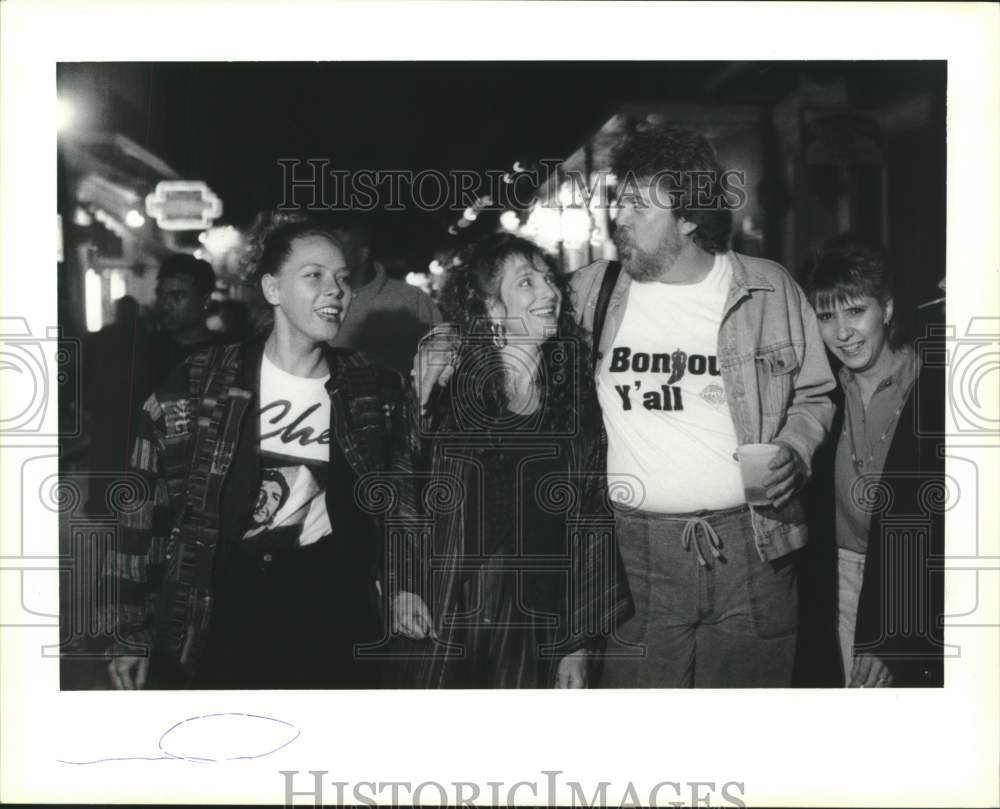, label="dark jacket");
[100,338,419,683]
[391,380,635,688]
[853,346,945,686]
